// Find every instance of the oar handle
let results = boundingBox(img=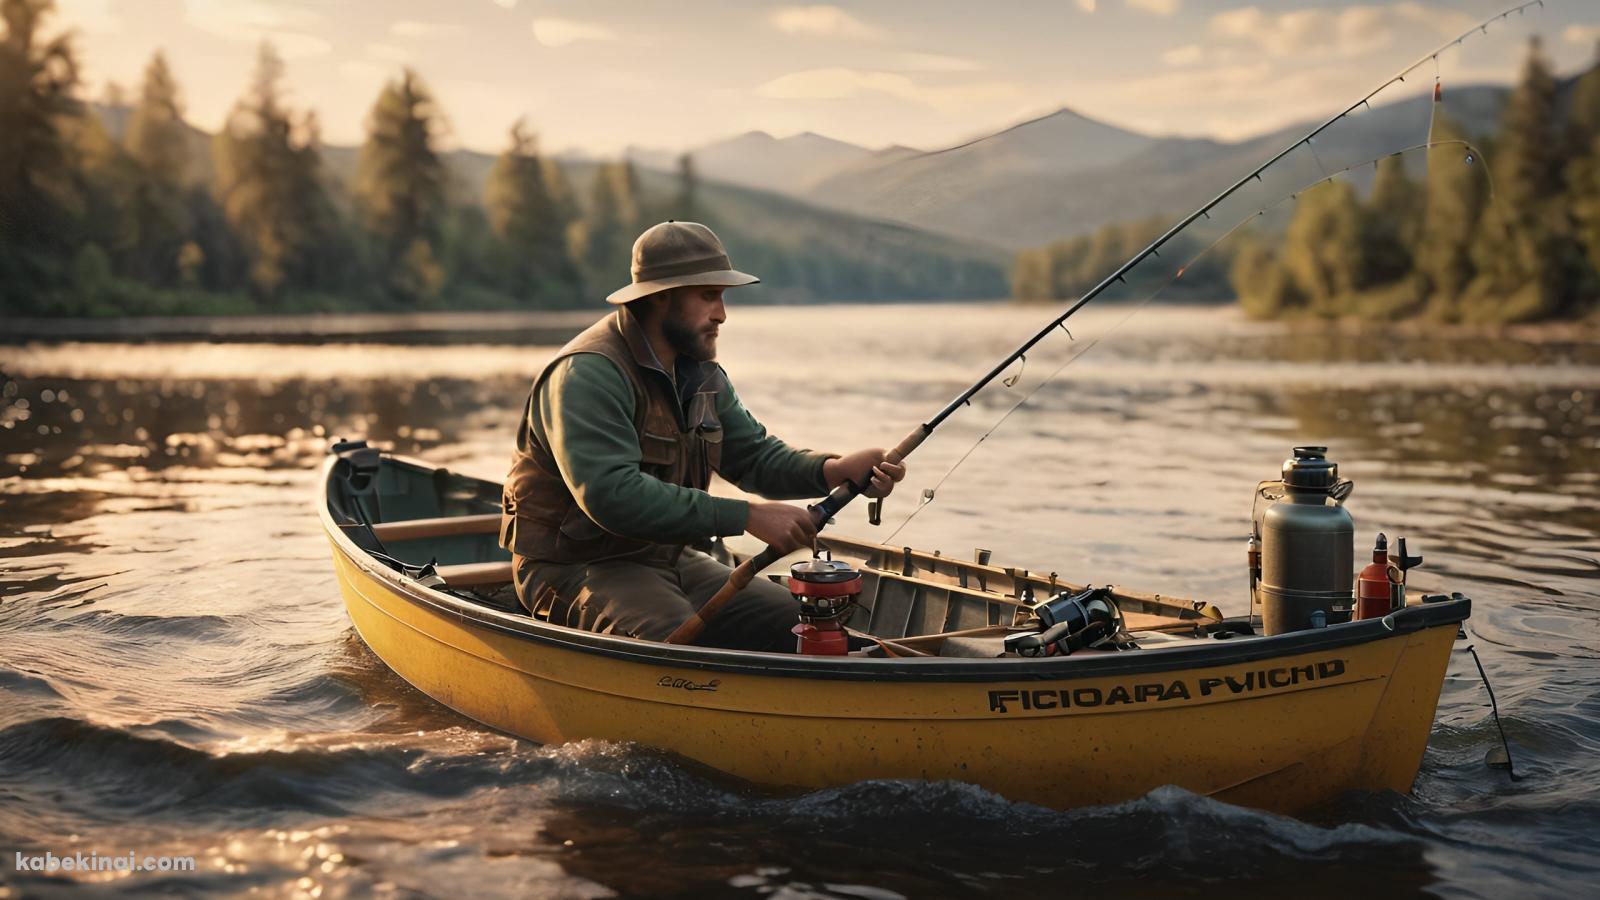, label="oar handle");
[663,425,929,646]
